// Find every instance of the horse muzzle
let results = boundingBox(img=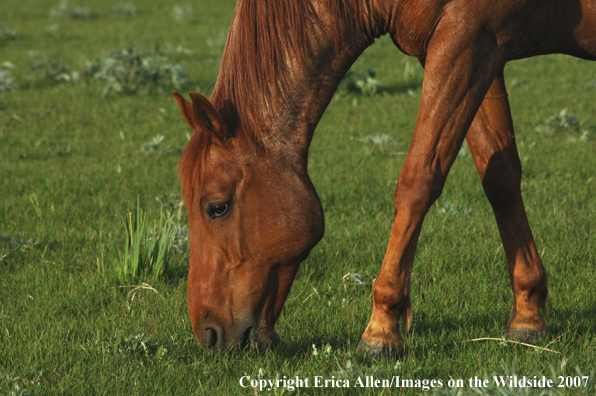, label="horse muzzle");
[197,319,280,352]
